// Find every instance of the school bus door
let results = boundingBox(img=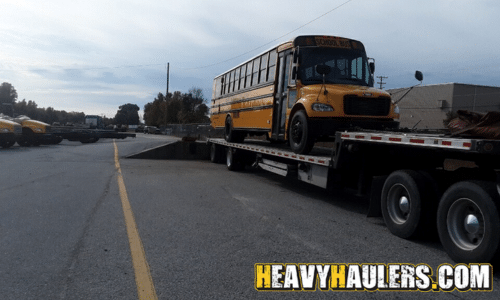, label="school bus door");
[272,50,292,140]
